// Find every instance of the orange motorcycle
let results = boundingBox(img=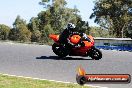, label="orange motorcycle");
[49,33,102,60]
